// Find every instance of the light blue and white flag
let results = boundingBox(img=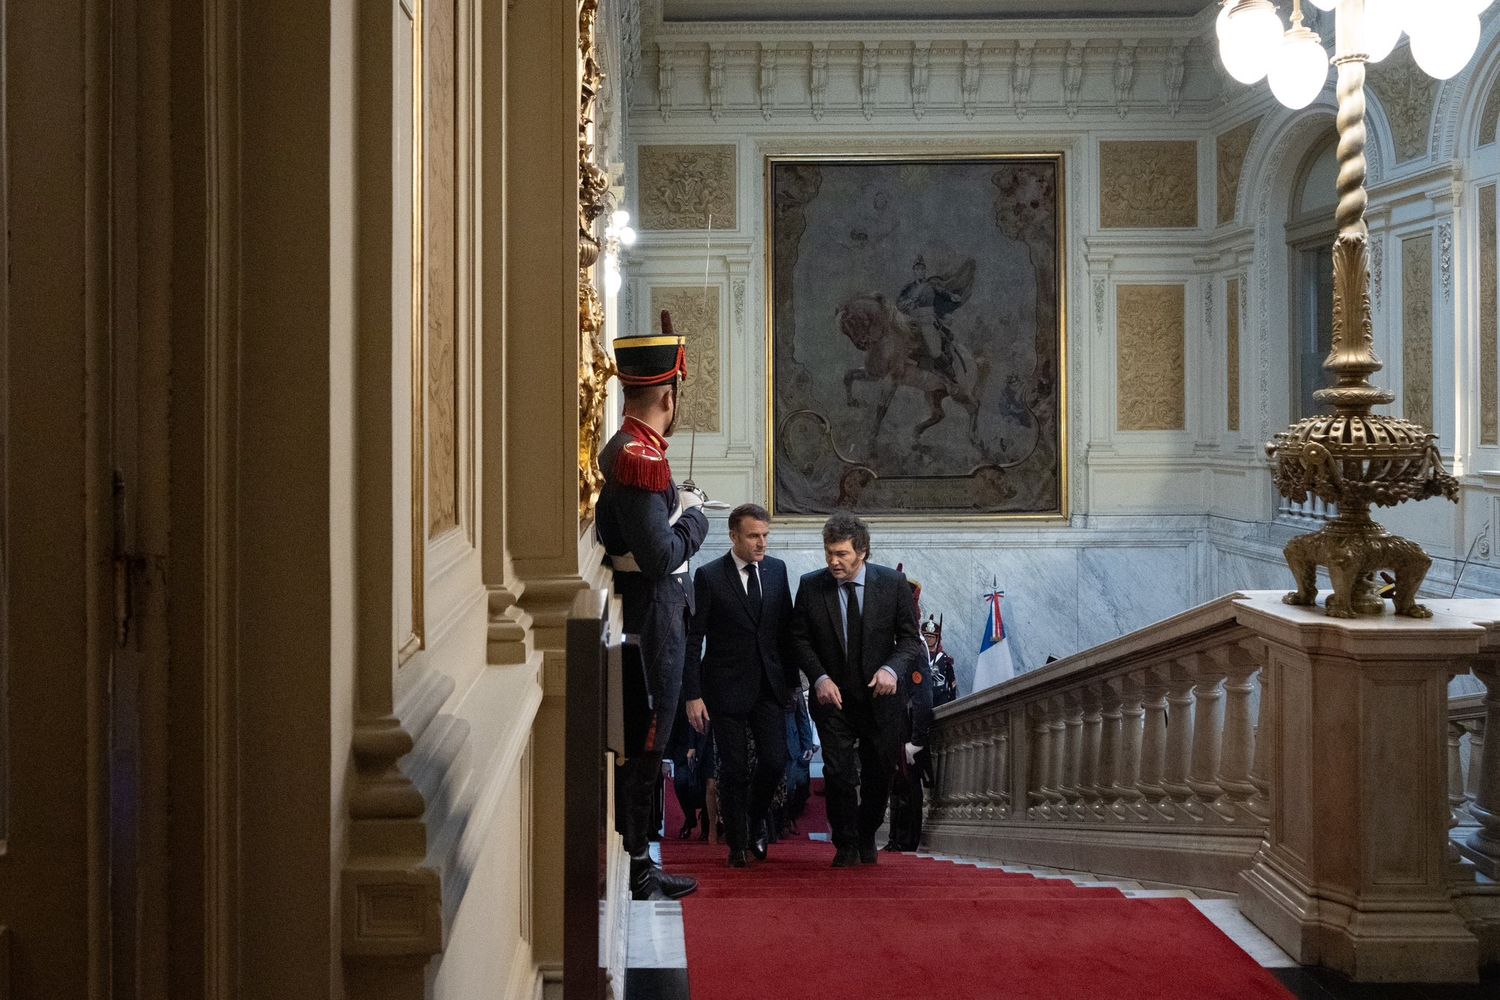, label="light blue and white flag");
[972,588,1015,693]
